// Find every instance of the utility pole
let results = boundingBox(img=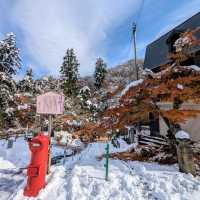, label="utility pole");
[132,22,138,80]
